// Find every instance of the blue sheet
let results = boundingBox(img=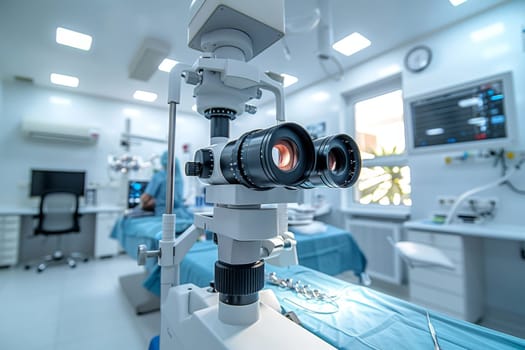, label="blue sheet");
[149,265,525,350]
[292,224,366,277]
